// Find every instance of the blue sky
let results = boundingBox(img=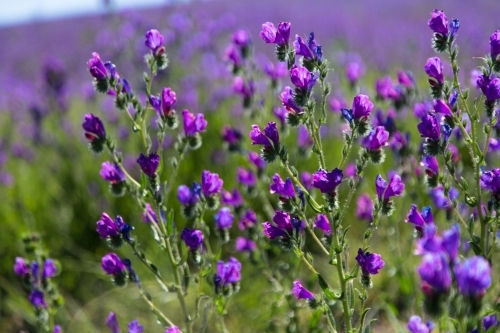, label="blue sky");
[0,0,167,26]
